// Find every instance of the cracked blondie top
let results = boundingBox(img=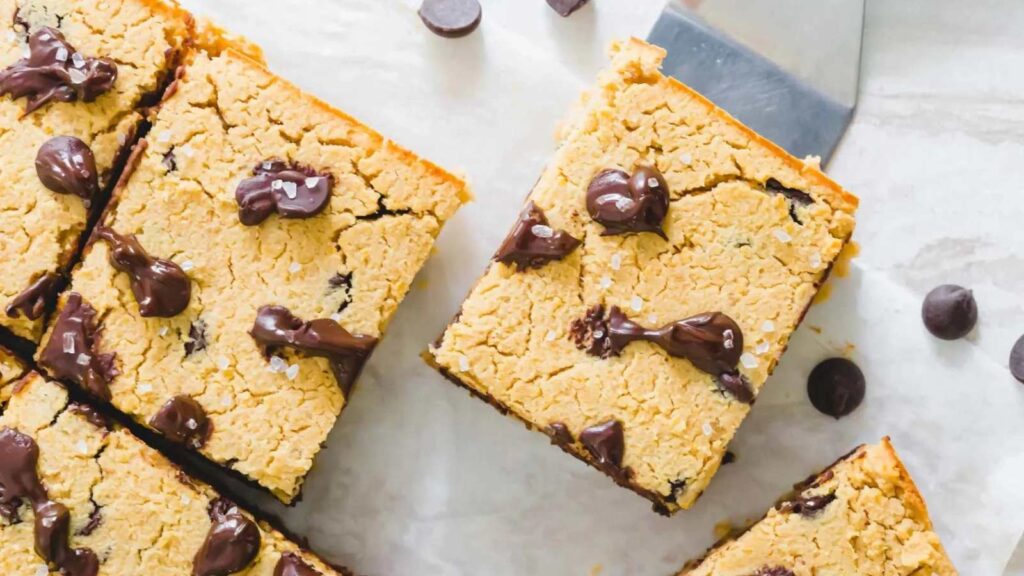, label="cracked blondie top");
[0,345,28,401]
[0,0,190,341]
[36,45,469,501]
[429,38,858,513]
[0,371,346,576]
[679,439,956,575]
